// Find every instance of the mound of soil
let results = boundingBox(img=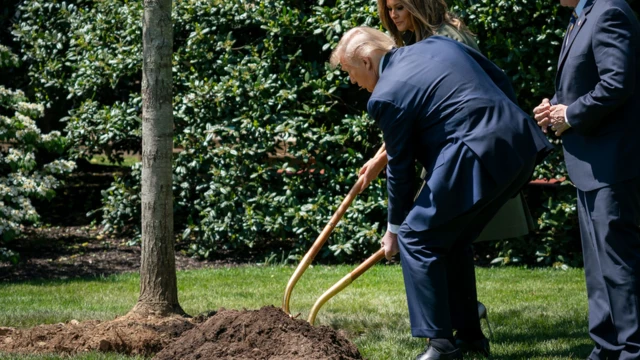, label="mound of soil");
[0,315,194,356]
[154,306,363,360]
[0,306,363,359]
